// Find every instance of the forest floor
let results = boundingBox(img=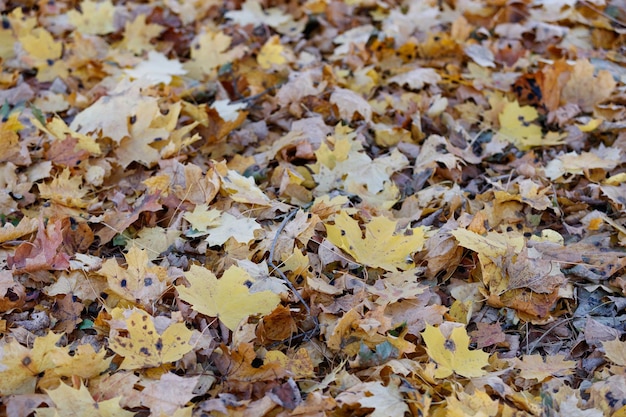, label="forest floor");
[1,0,626,415]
